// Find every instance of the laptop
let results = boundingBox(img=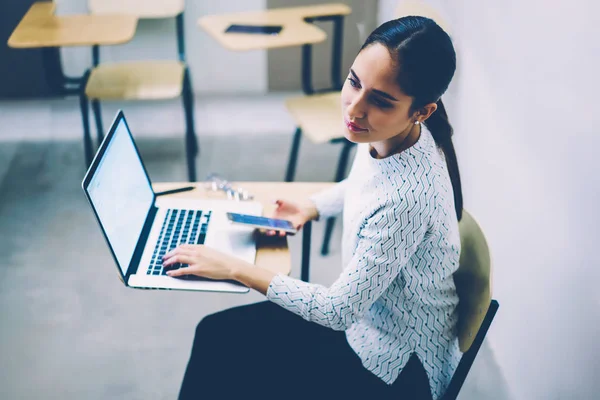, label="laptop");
[82,110,261,293]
